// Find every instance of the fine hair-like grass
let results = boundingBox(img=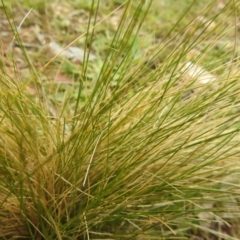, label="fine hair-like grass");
[0,0,240,239]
